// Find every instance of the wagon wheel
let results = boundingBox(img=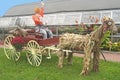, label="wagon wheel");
[4,35,21,61]
[26,40,43,66]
